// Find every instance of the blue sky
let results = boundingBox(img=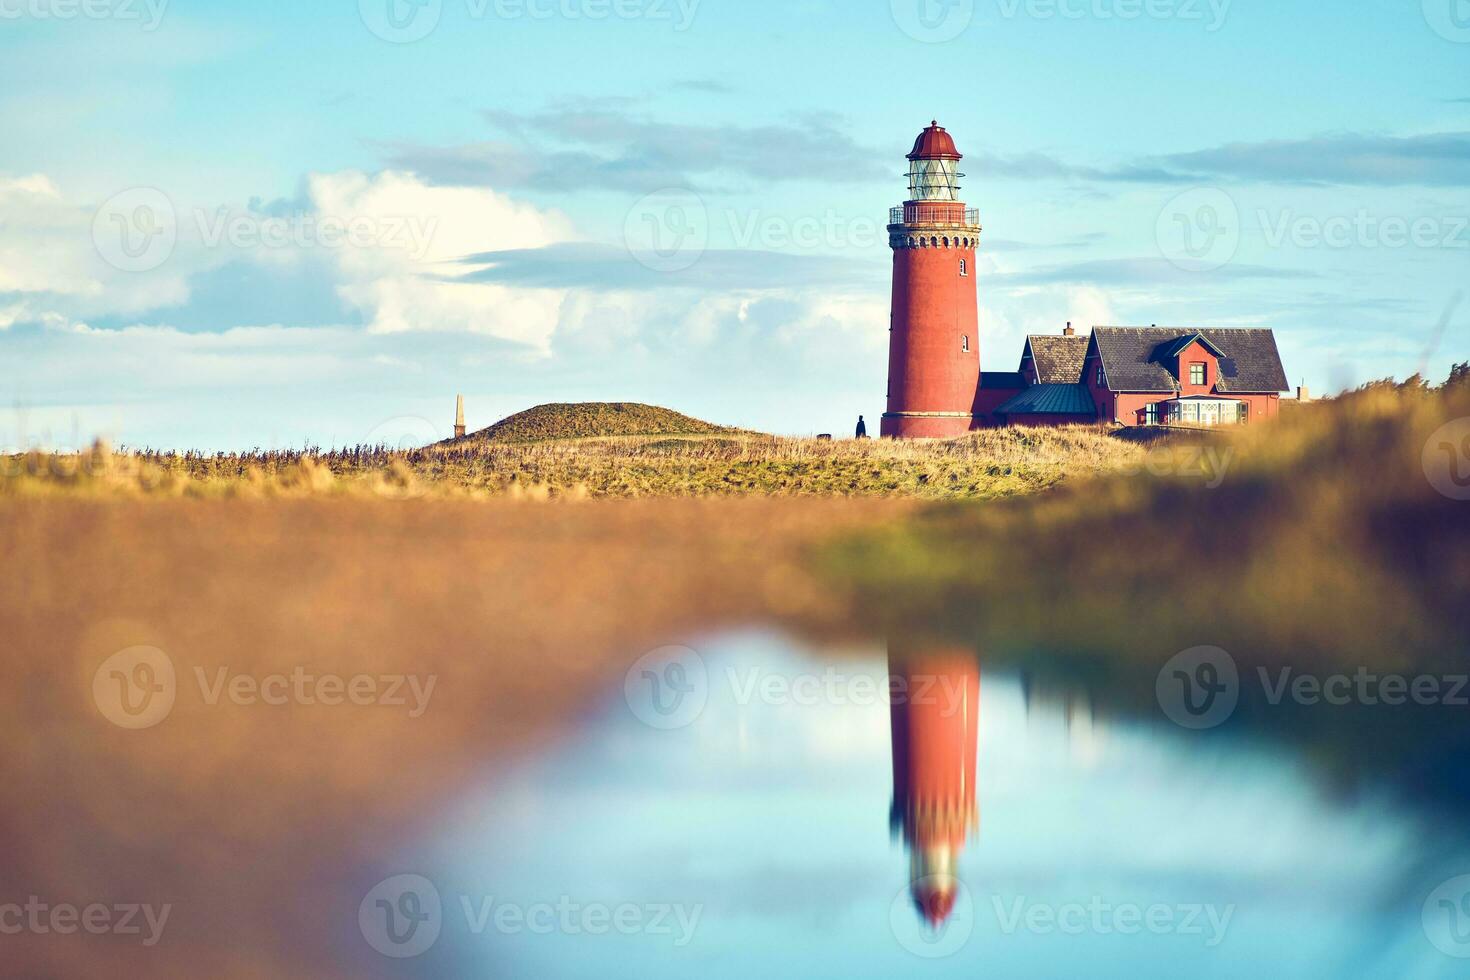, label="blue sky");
[1,0,1467,448]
